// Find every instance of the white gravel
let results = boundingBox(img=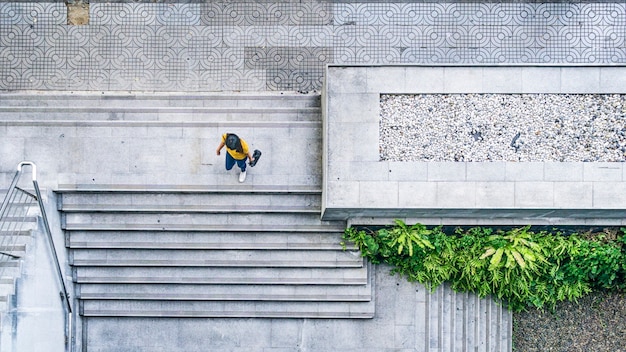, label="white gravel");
[380,94,626,162]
